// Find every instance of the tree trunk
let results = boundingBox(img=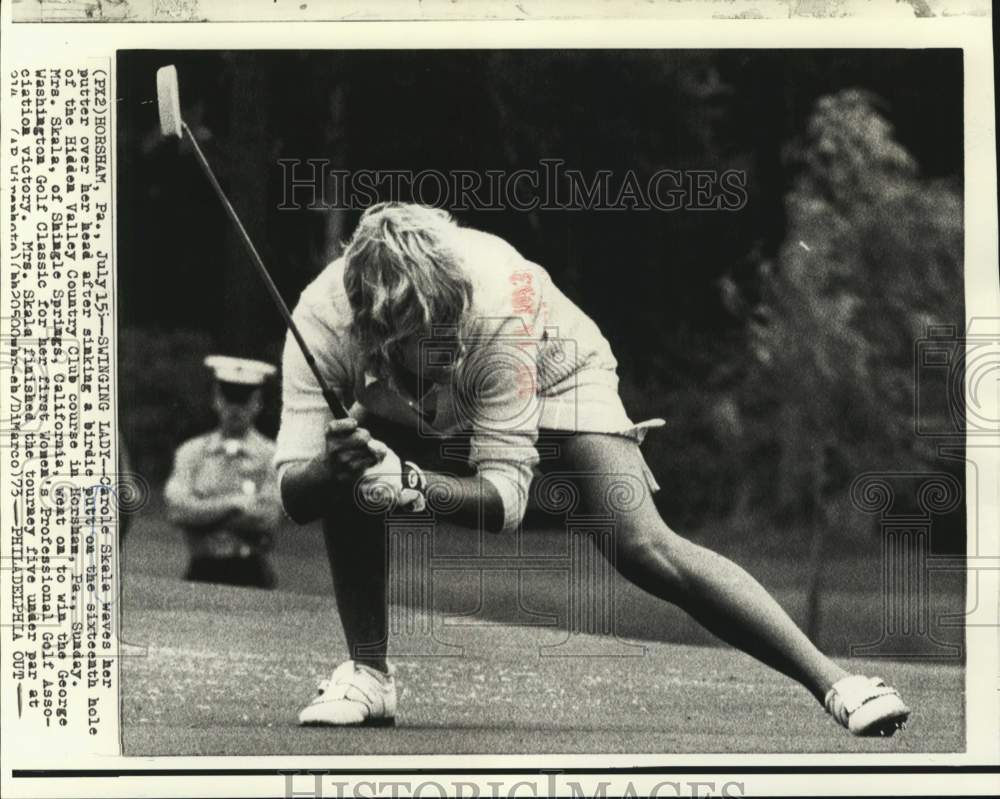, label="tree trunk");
[804,442,829,641]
